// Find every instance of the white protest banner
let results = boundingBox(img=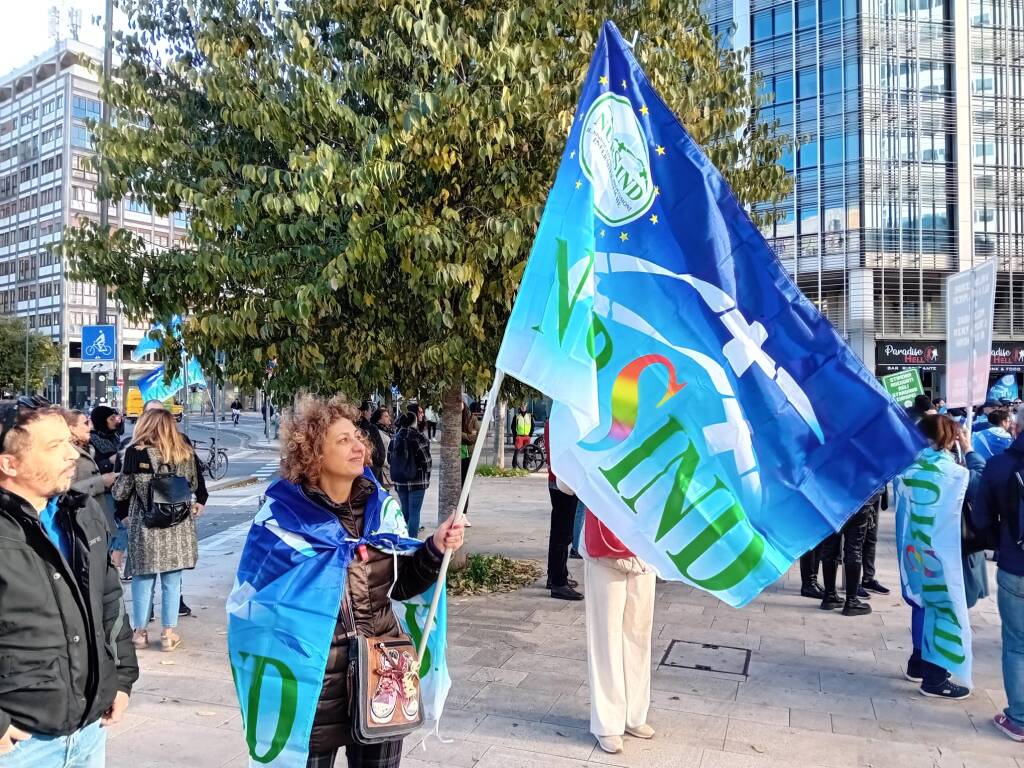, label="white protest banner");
[946,260,996,409]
